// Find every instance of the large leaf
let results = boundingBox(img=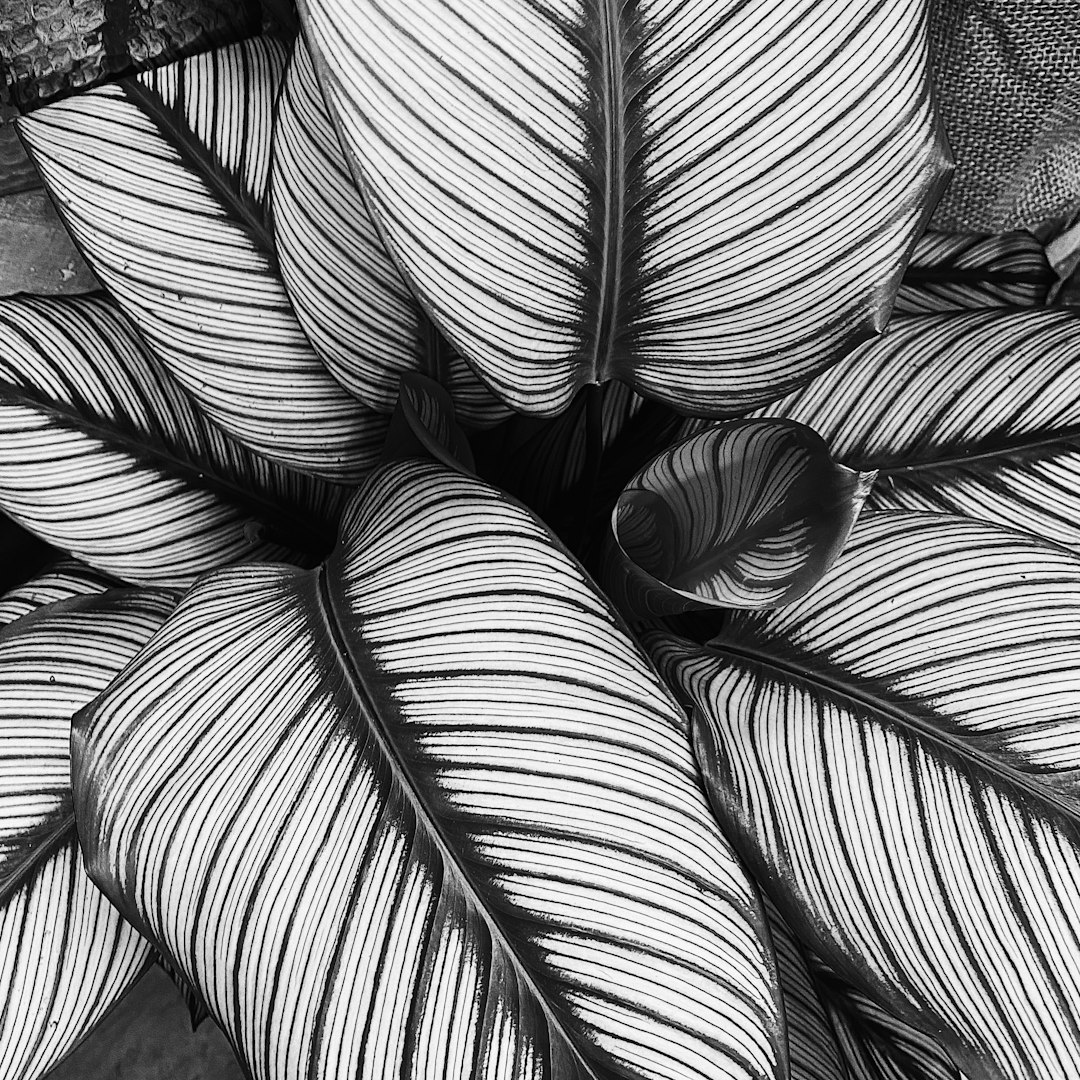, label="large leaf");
[299,0,948,416]
[606,422,875,616]
[271,37,509,425]
[16,38,386,482]
[0,293,347,587]
[650,512,1080,1080]
[750,307,1080,549]
[895,231,1052,313]
[73,459,784,1080]
[0,589,173,1080]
